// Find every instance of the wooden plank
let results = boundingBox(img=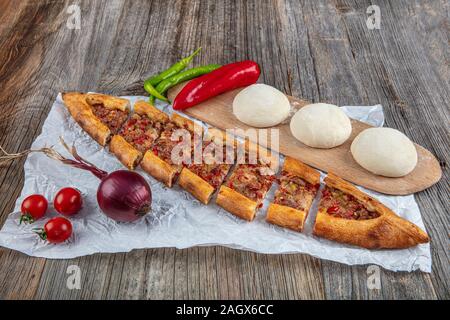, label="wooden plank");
[143,248,167,299]
[0,249,45,299]
[168,83,441,195]
[198,247,219,299]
